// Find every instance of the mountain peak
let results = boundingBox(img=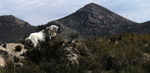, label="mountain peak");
[0,15,18,21]
[46,3,136,39]
[1,15,15,17]
[79,3,108,11]
[86,2,99,6]
[0,15,16,20]
[0,15,32,27]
